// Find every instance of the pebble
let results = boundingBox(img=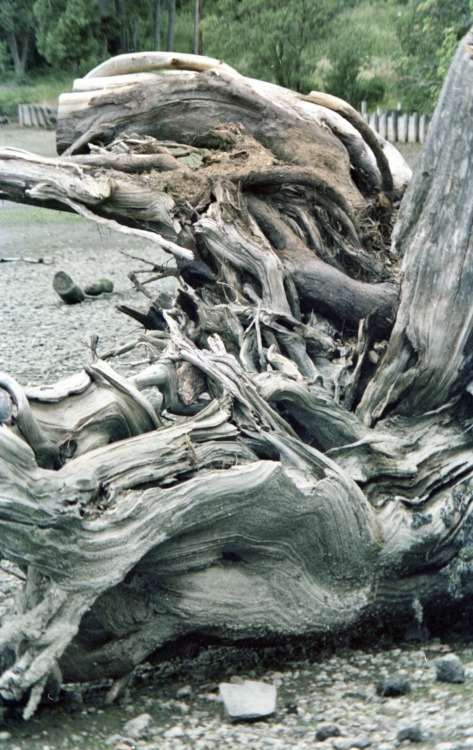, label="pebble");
[397,724,423,742]
[176,684,193,699]
[122,712,154,740]
[315,723,342,740]
[105,736,131,748]
[332,737,371,750]
[164,725,185,738]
